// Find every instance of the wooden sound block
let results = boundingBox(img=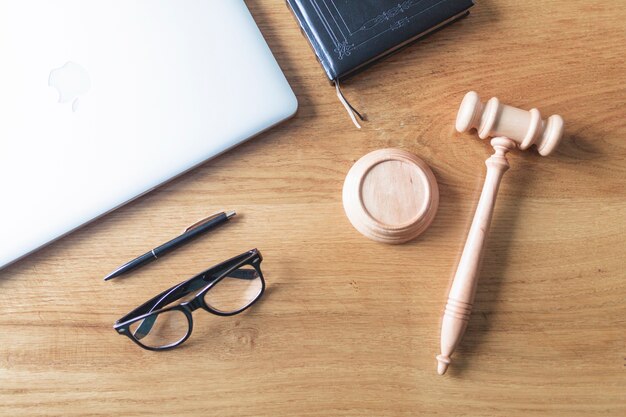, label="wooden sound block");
[342,149,439,244]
